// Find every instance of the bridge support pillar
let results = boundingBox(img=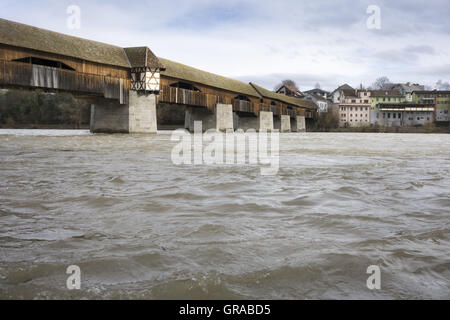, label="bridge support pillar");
[259,111,274,131]
[128,91,158,134]
[281,115,291,132]
[295,116,306,132]
[216,103,234,132]
[235,111,274,132]
[274,115,291,132]
[185,104,233,132]
[90,91,157,134]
